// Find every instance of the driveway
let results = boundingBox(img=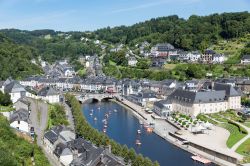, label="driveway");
[27,98,59,166]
